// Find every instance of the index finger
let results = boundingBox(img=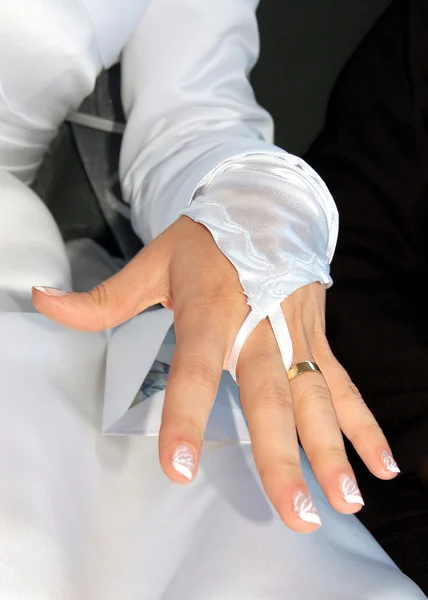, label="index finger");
[159,300,227,483]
